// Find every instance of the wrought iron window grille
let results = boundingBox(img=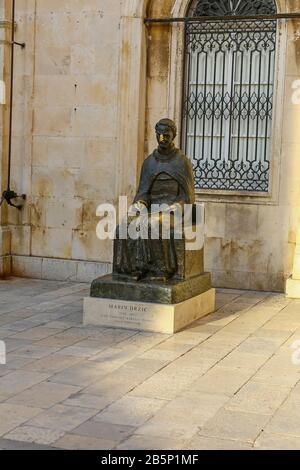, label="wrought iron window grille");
[145,3,300,193]
[182,1,279,192]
